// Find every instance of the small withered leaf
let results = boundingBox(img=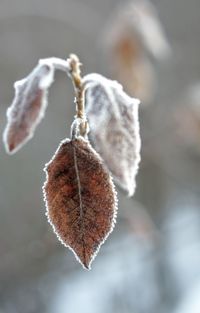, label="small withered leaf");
[43,137,118,269]
[105,0,170,61]
[104,0,170,103]
[3,63,54,154]
[84,74,141,196]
